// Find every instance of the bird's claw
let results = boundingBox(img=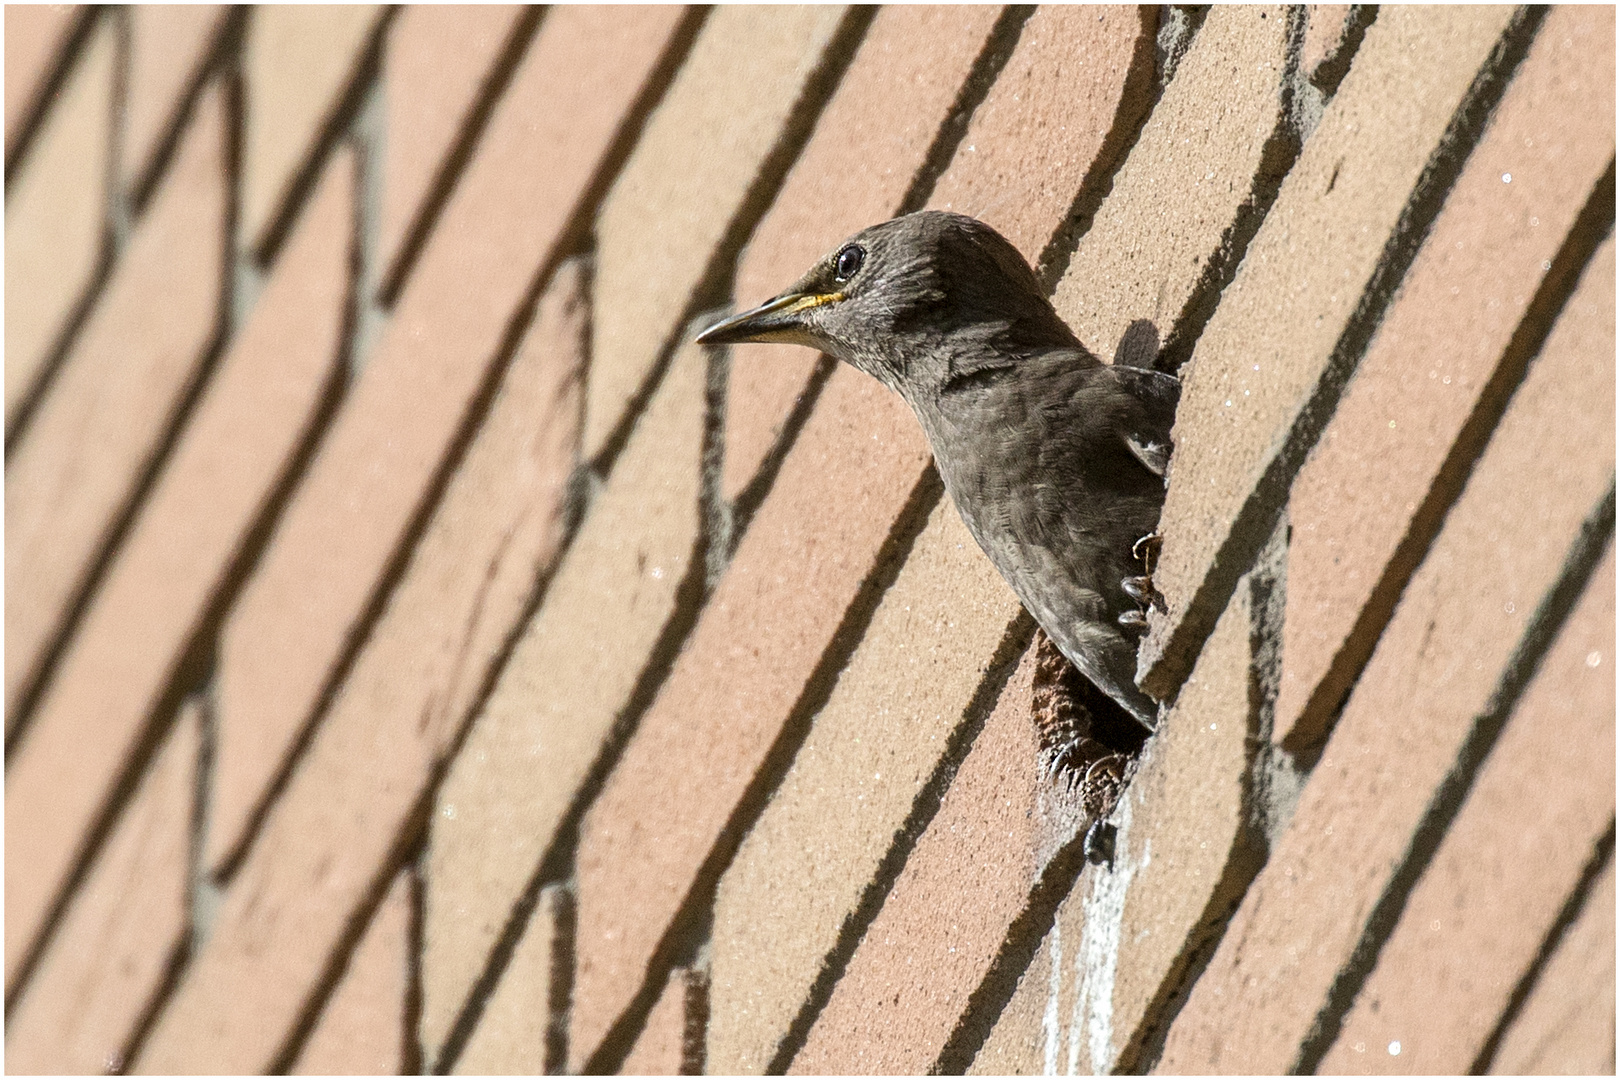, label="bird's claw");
[1117,609,1149,635]
[1132,532,1163,574]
